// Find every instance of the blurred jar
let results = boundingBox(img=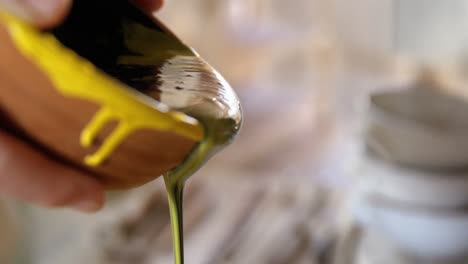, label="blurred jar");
[333,1,468,263]
[332,0,468,167]
[334,0,468,95]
